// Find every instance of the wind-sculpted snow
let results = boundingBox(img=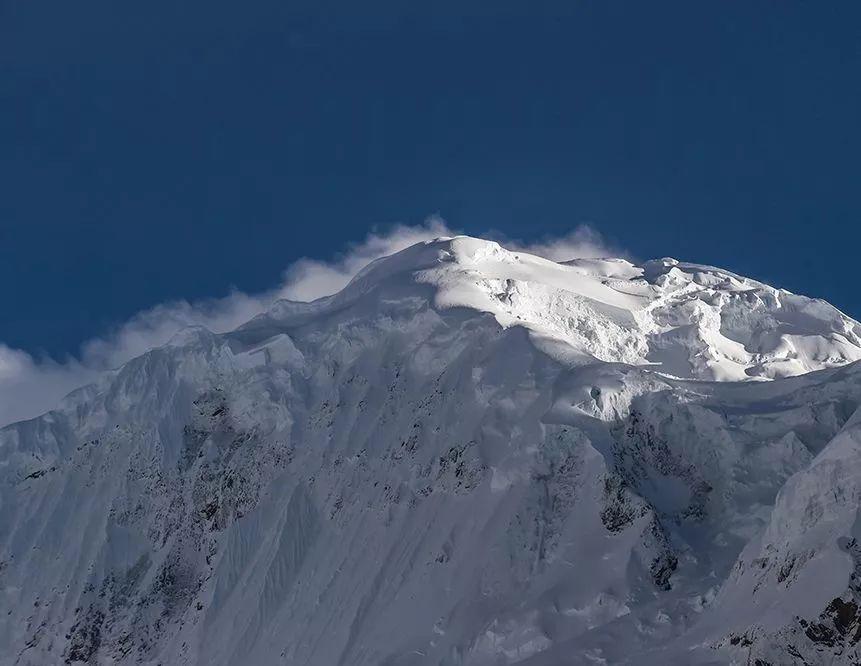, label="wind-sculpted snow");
[2,236,861,664]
